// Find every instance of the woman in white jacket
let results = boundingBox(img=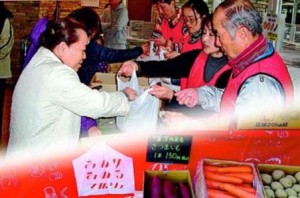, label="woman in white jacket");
[6,17,136,159]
